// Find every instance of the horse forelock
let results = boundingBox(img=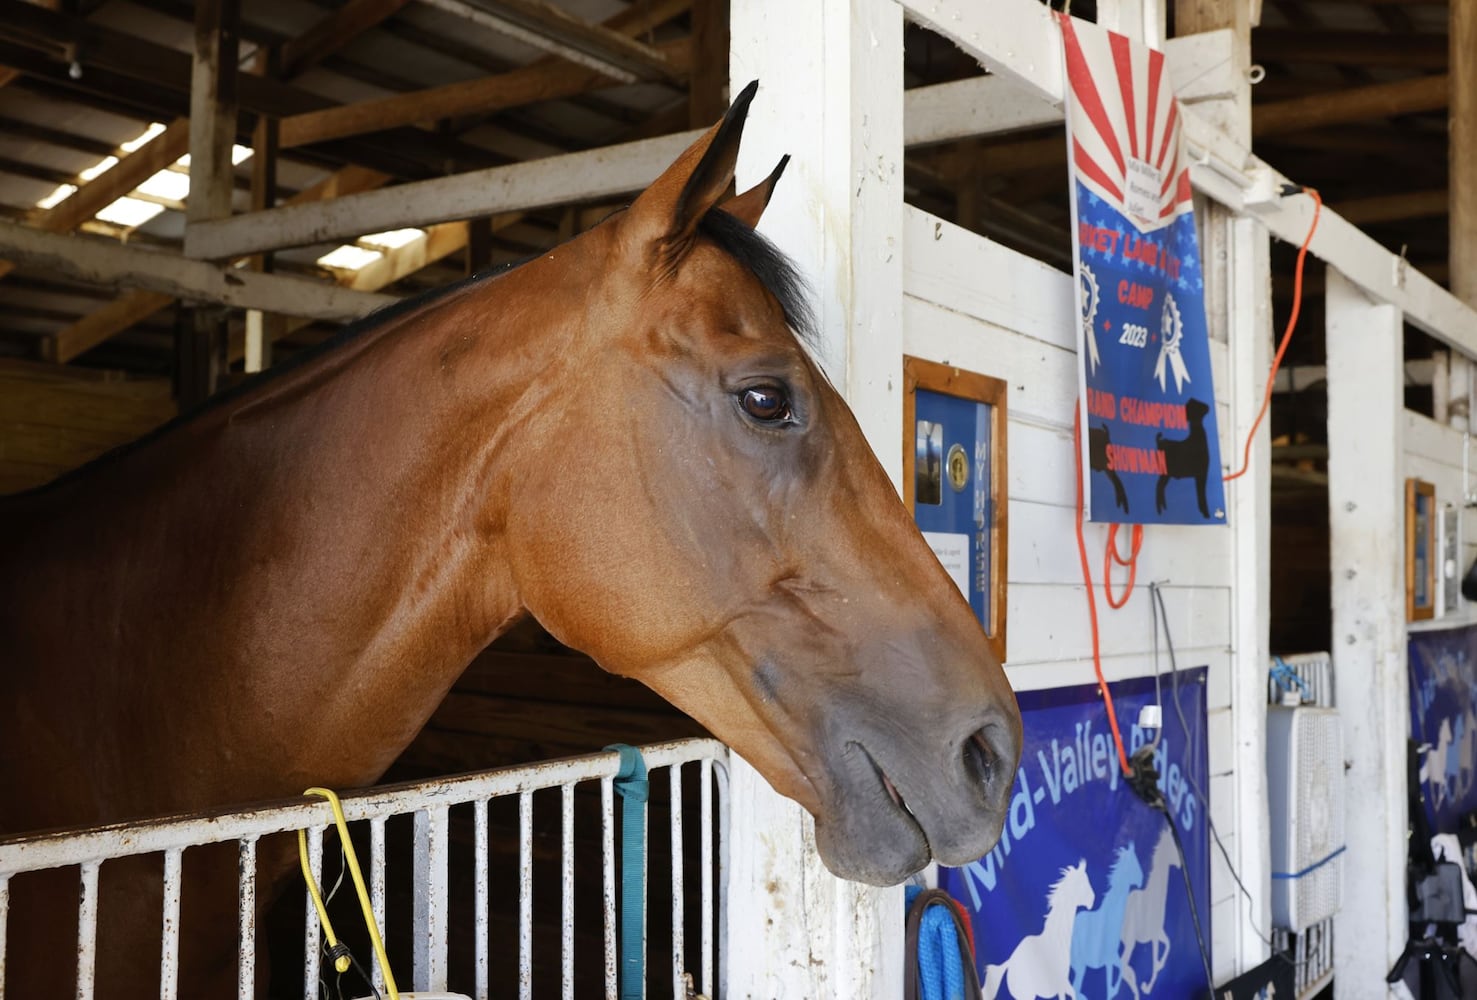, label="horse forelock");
[696,207,817,349]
